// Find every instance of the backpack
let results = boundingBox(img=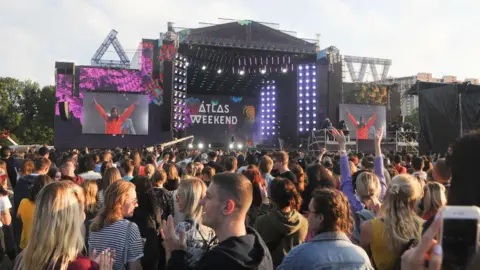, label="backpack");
[352,208,376,244]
